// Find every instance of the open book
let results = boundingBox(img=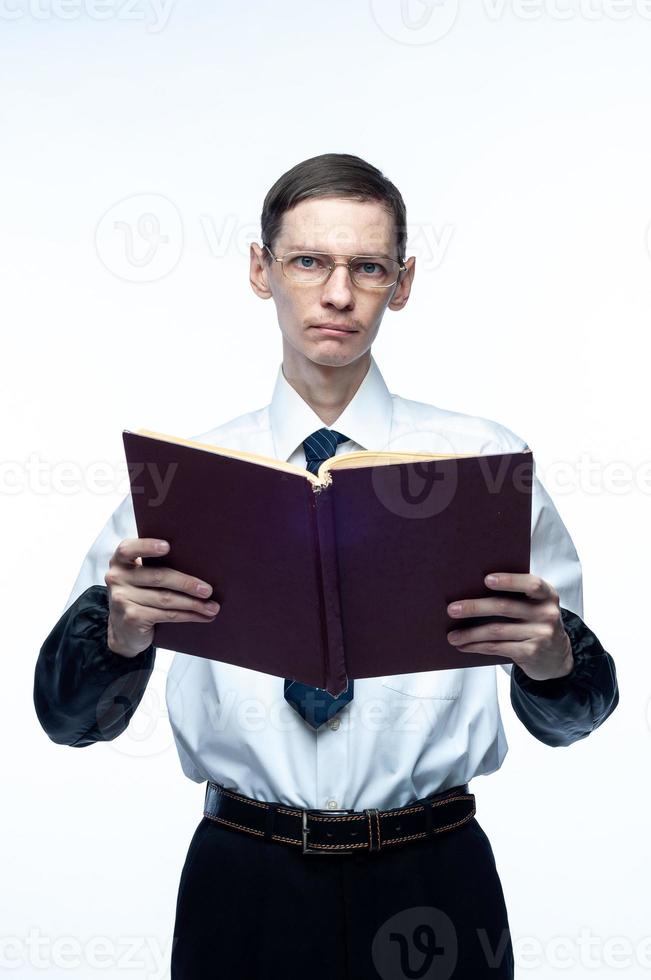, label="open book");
[123,429,533,695]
